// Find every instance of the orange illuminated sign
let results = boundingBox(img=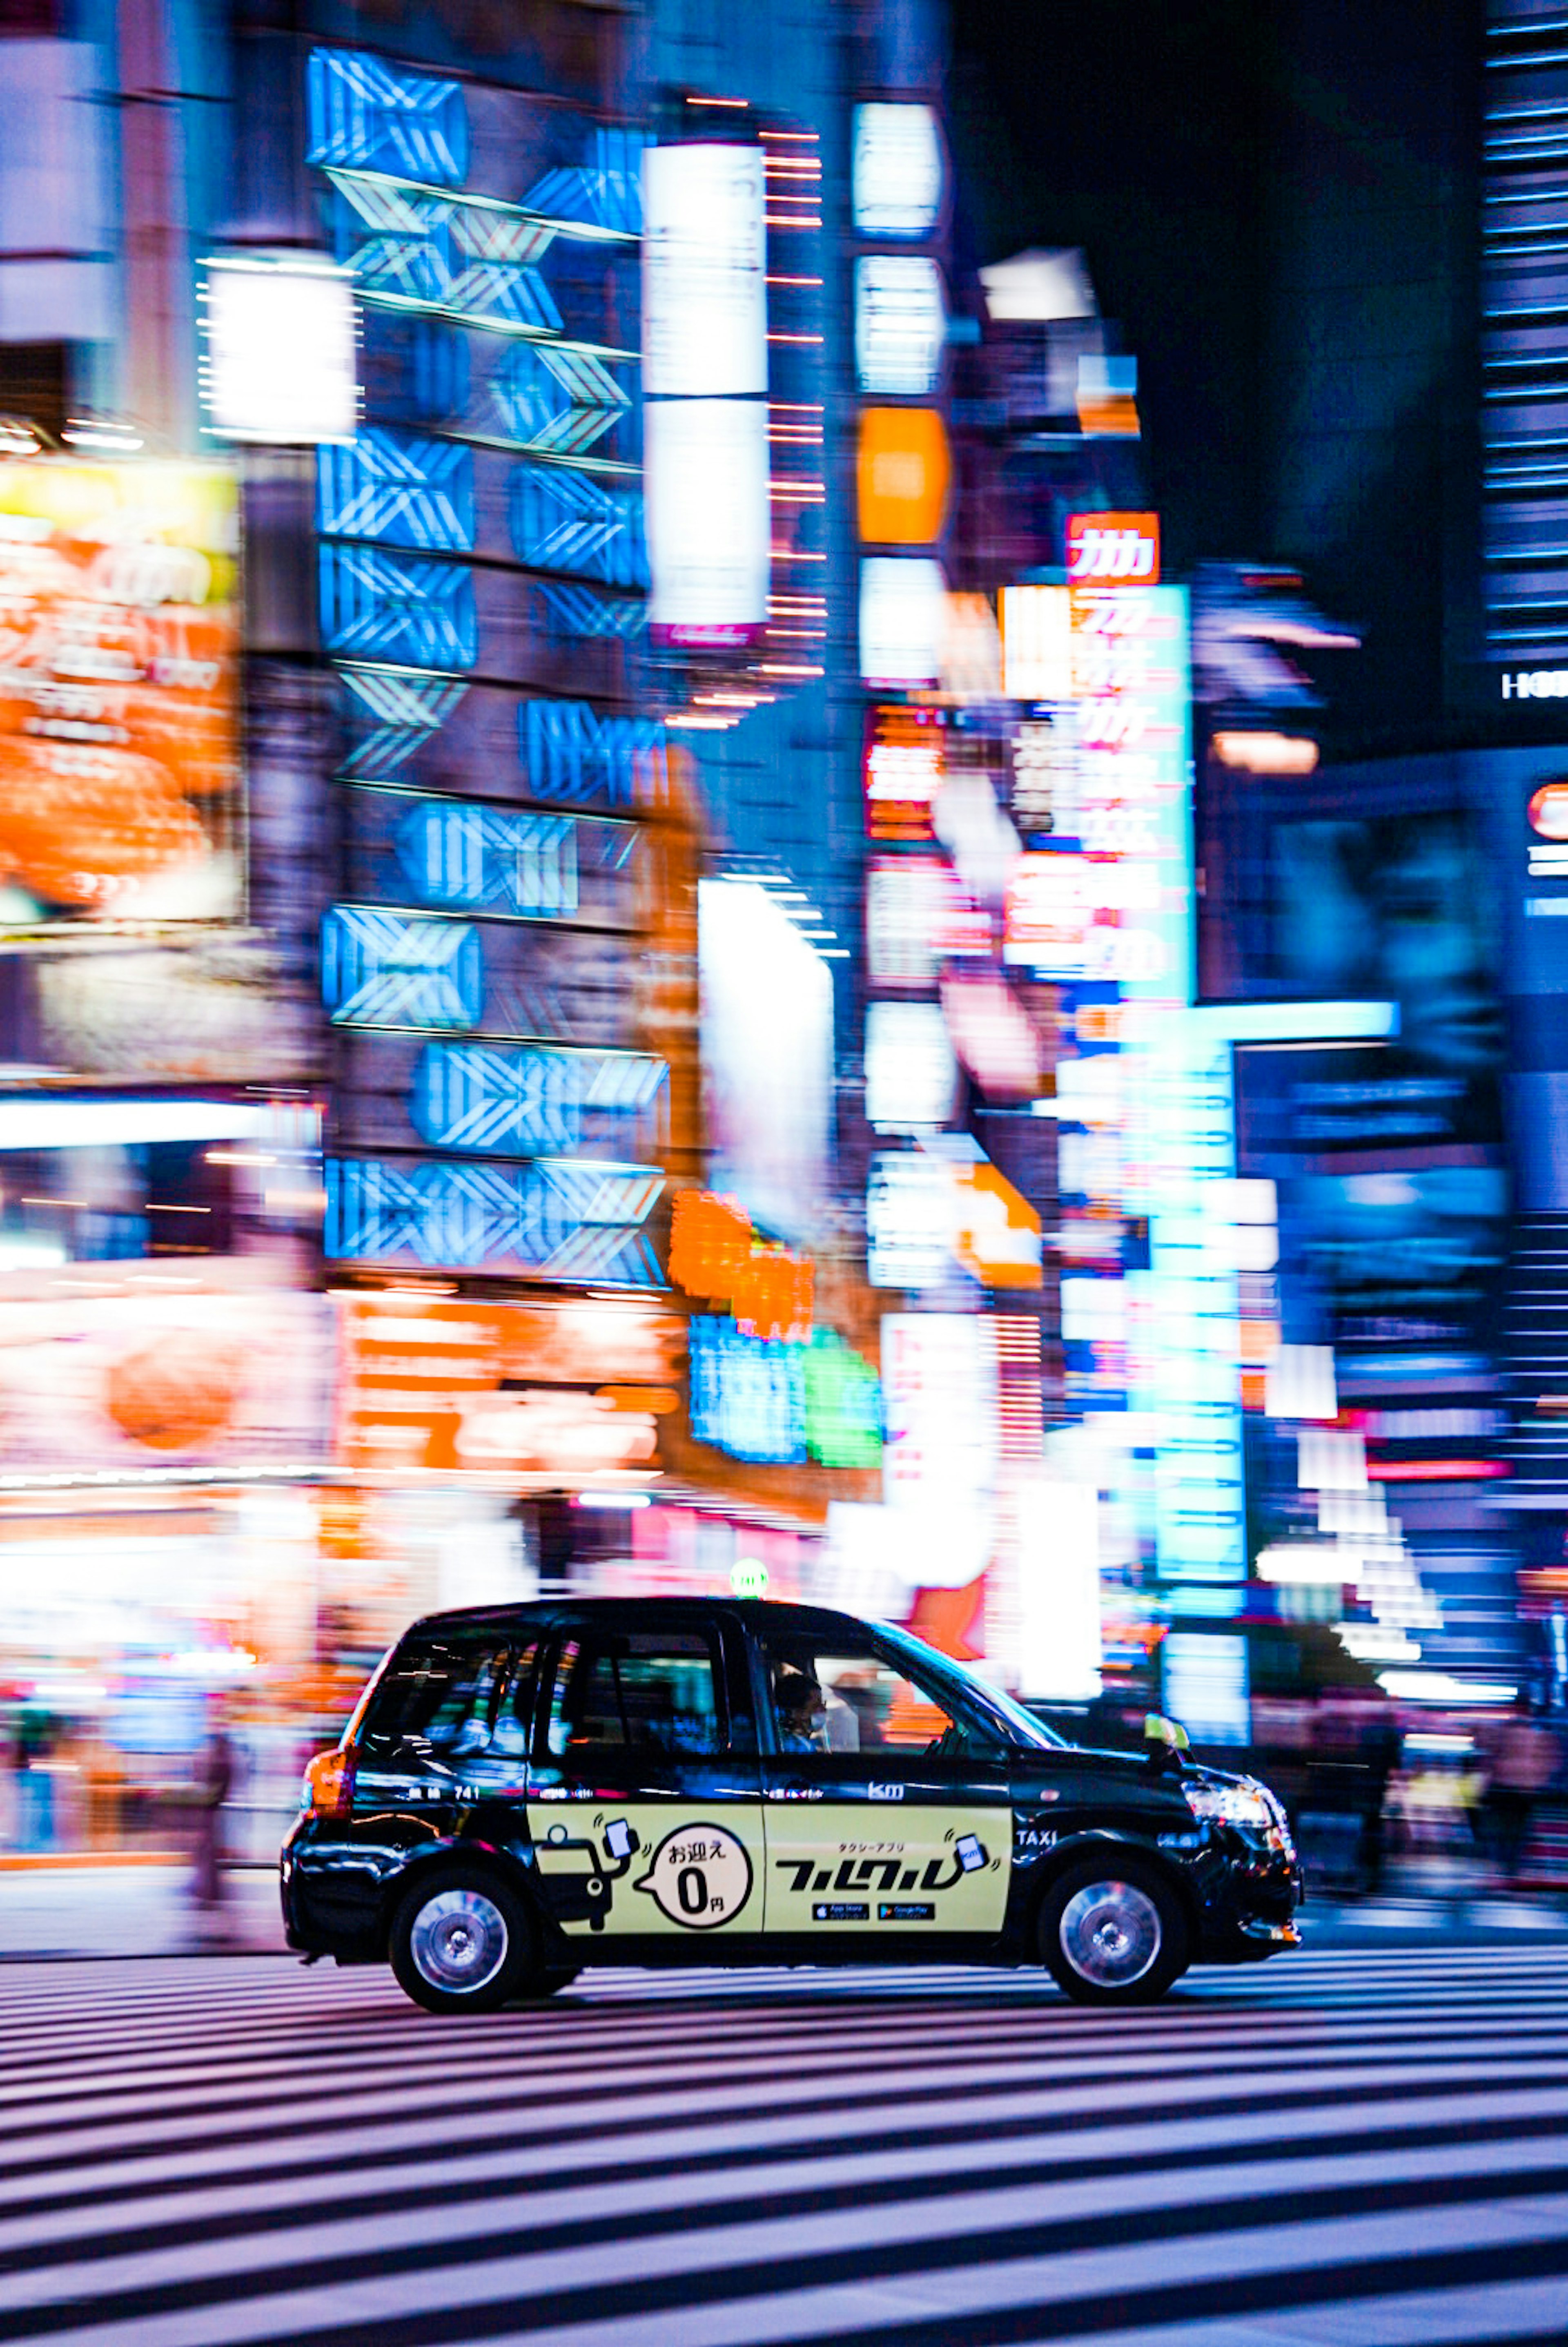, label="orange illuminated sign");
[1530,781,1568,839]
[1066,511,1160,585]
[337,1294,682,1475]
[857,408,951,545]
[864,703,943,841]
[0,460,241,927]
[668,1190,813,1341]
[950,1161,1043,1290]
